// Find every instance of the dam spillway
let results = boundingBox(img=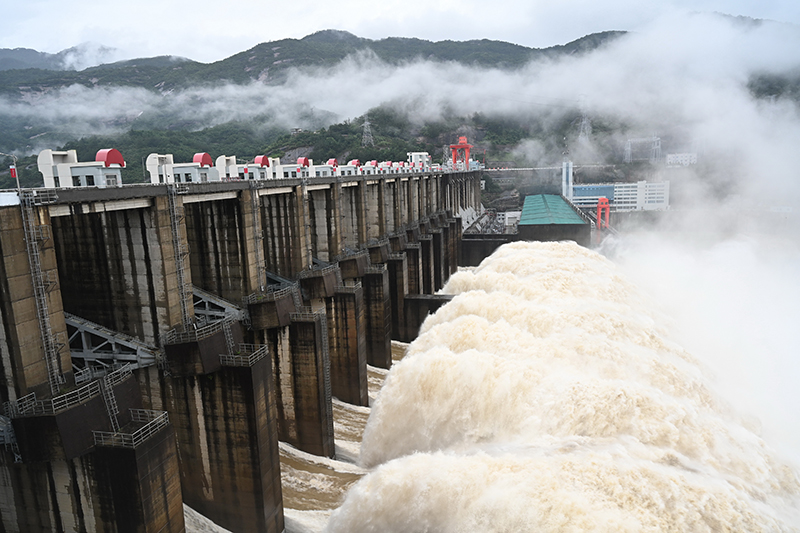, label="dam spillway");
[0,169,481,532]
